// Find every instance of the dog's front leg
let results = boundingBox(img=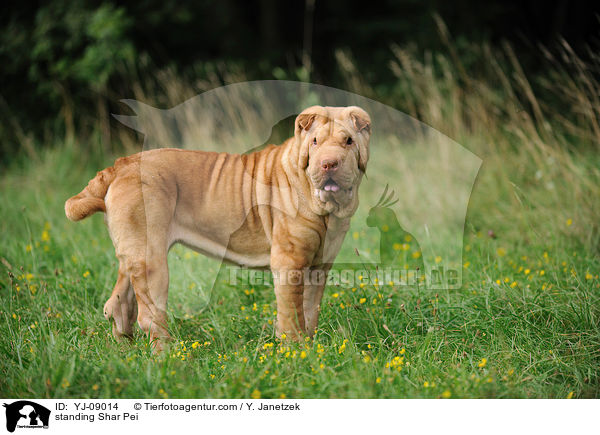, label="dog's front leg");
[270,223,319,340]
[270,257,307,340]
[303,266,331,337]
